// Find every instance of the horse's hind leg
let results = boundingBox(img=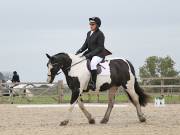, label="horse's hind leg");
[101,86,118,124]
[78,97,95,124]
[126,78,146,122]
